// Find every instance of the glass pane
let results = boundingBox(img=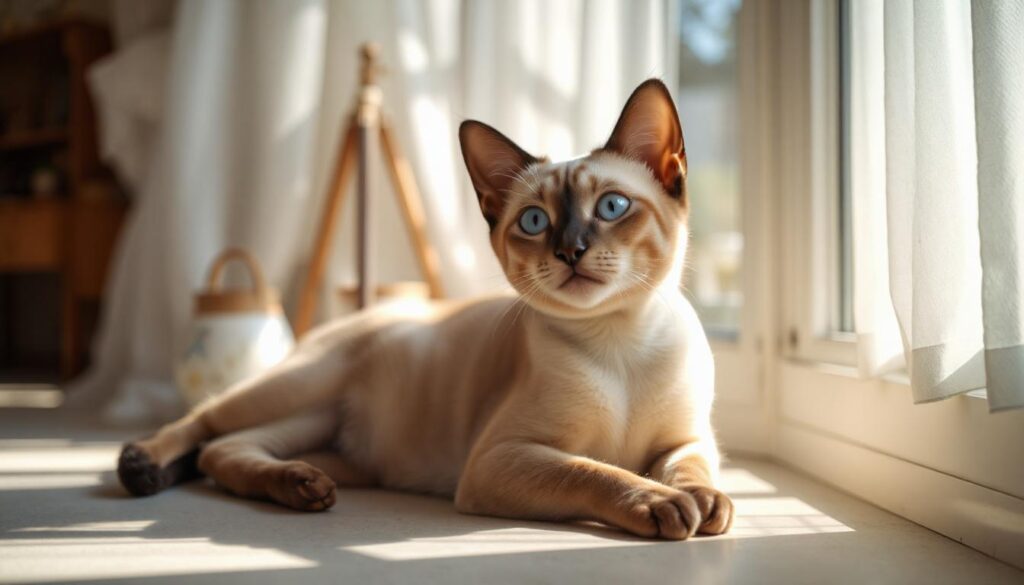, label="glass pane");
[677,0,743,334]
